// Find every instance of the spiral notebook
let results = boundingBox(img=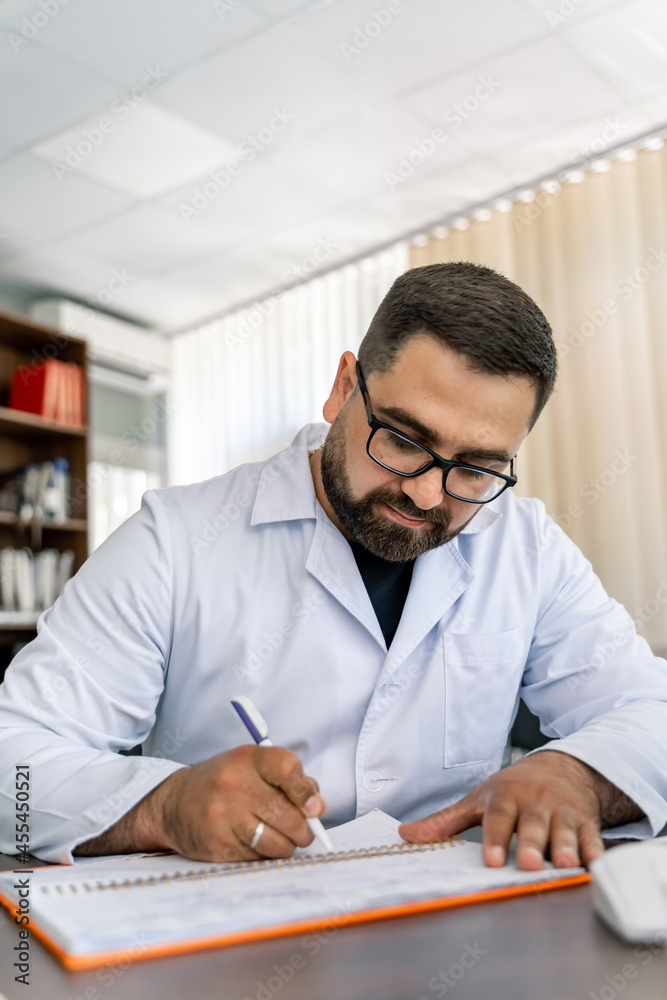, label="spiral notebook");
[0,809,589,970]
